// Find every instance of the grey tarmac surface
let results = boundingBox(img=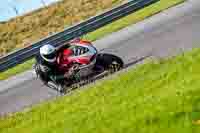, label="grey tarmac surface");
[0,0,200,116]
